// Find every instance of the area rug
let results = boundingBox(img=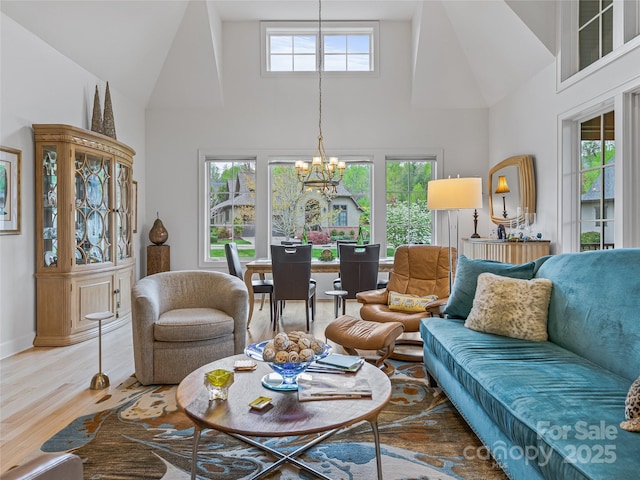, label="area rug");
[41,362,507,479]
